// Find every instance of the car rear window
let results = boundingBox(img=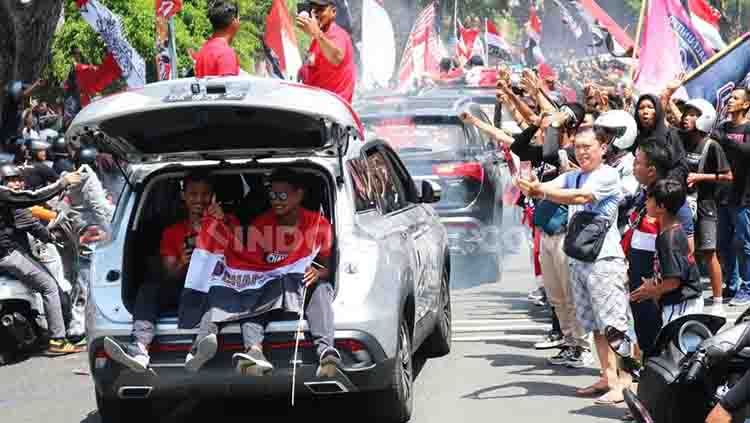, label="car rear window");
[363,116,469,157]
